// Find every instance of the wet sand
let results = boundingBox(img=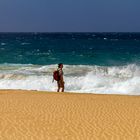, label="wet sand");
[0,90,140,140]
